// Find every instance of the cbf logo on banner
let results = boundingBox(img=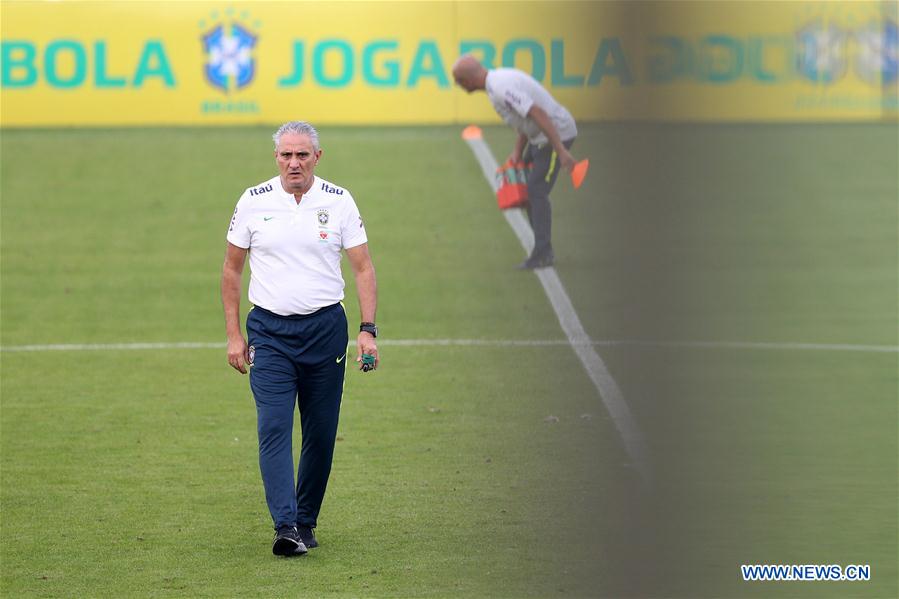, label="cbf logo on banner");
[197,9,261,114]
[796,18,898,85]
[201,23,257,92]
[200,9,258,93]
